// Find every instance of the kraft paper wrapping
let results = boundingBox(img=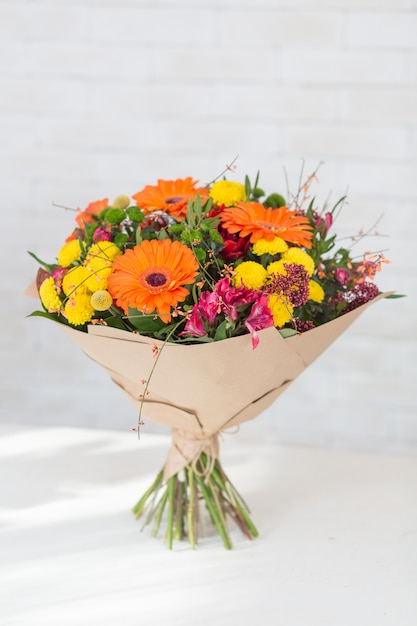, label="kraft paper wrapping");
[54,291,391,479]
